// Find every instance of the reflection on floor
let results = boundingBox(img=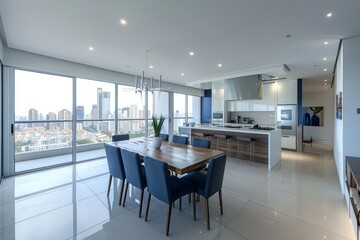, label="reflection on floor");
[0,143,354,240]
